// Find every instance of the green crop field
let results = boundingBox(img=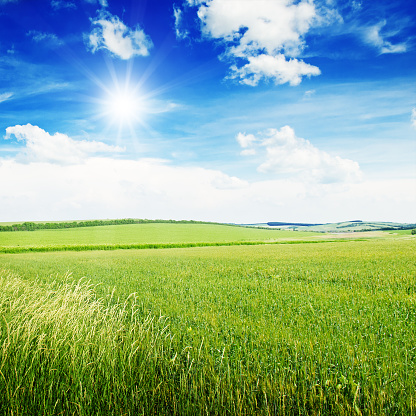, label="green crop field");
[0,223,321,253]
[0,223,415,415]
